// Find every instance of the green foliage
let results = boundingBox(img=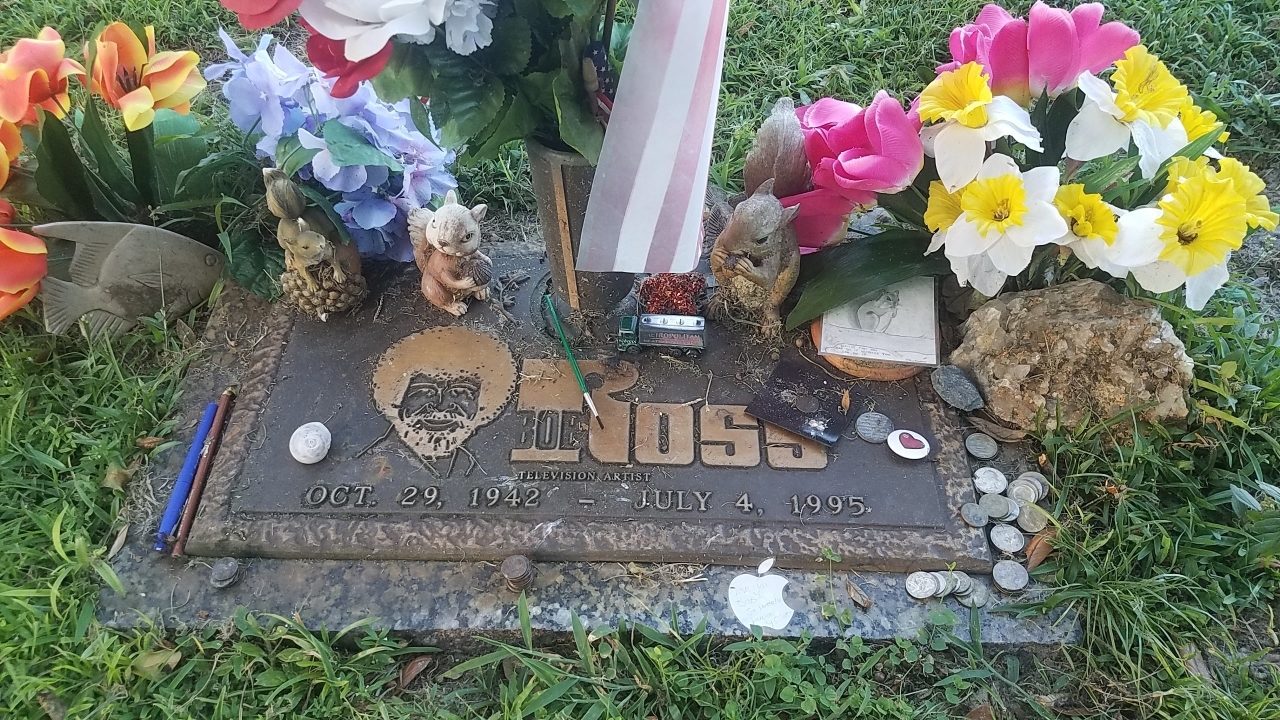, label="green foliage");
[372,0,606,163]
